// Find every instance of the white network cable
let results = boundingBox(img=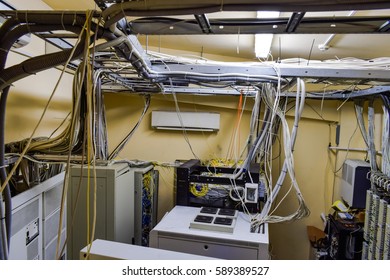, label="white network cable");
[148,51,390,71]
[355,101,369,147]
[225,78,309,226]
[368,100,378,171]
[255,78,310,225]
[382,106,390,176]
